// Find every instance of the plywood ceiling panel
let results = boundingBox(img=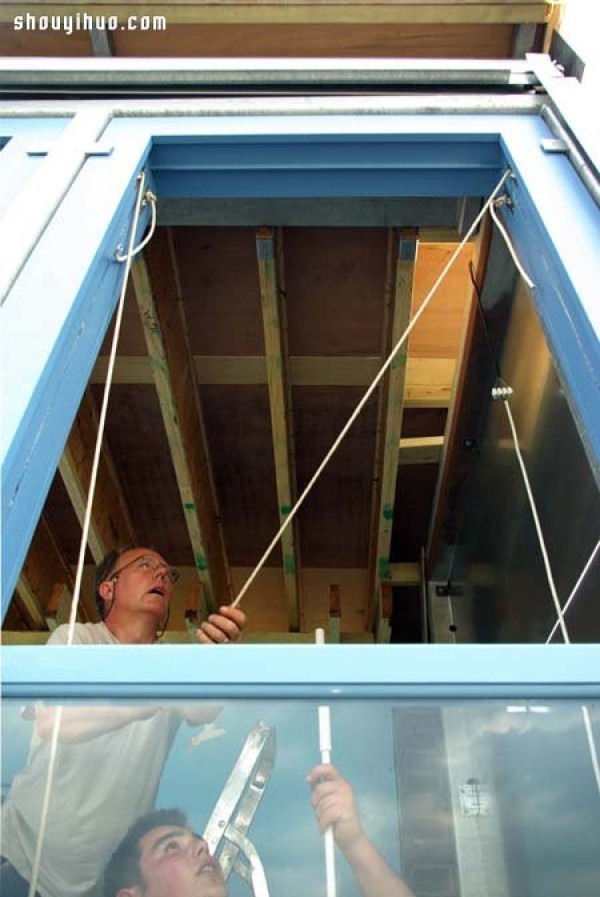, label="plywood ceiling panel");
[200,383,281,566]
[293,385,378,567]
[285,228,388,356]
[91,384,193,565]
[174,226,265,356]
